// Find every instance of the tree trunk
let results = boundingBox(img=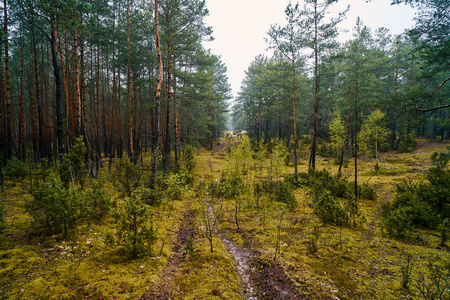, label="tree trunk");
[19,39,25,159]
[51,18,65,158]
[152,0,163,188]
[4,0,14,159]
[310,1,319,171]
[292,59,298,177]
[127,0,133,160]
[73,21,81,139]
